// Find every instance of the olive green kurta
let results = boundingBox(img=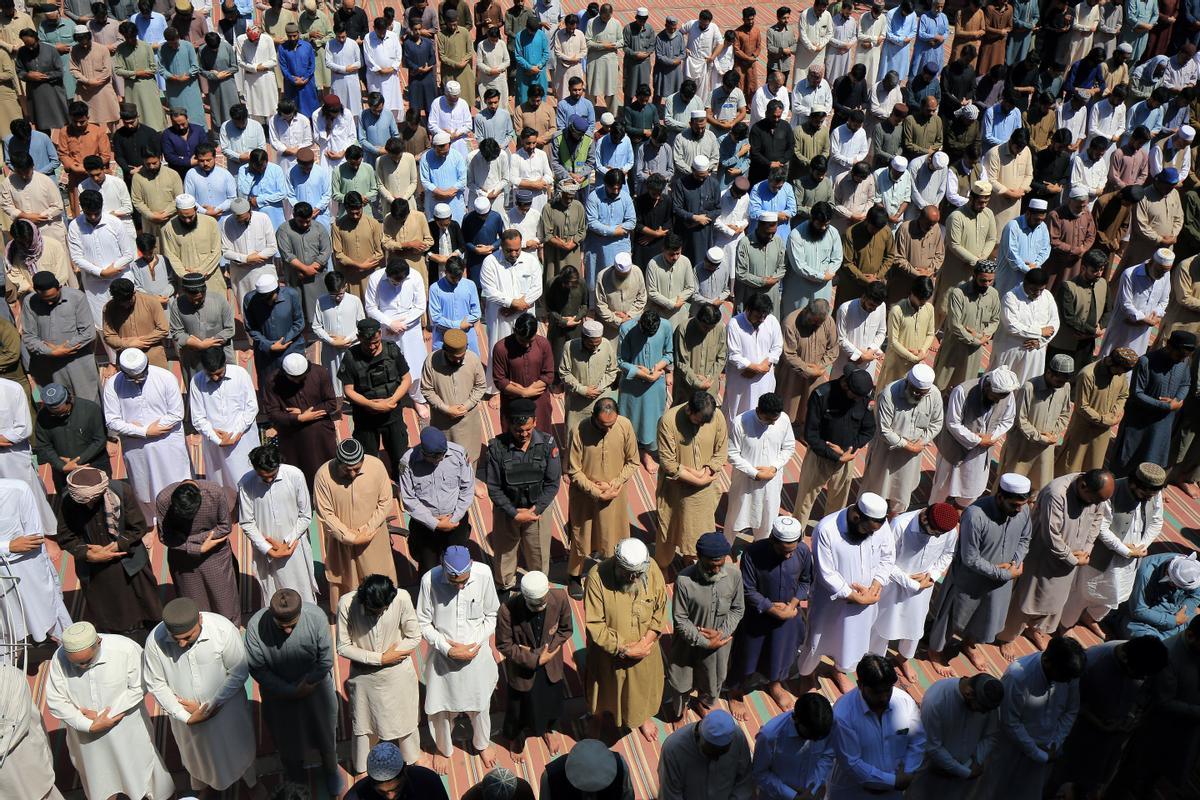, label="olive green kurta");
[1055,359,1130,475]
[584,557,667,729]
[436,27,475,106]
[558,336,618,436]
[876,298,935,391]
[996,376,1073,493]
[420,349,487,465]
[936,205,997,324]
[114,40,167,131]
[298,9,333,89]
[655,404,728,565]
[131,168,184,241]
[567,414,639,567]
[672,318,727,405]
[932,280,1001,392]
[537,198,587,287]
